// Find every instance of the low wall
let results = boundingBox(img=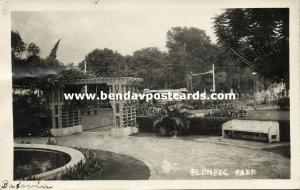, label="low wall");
[136,116,290,142]
[14,143,85,180]
[51,125,82,137]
